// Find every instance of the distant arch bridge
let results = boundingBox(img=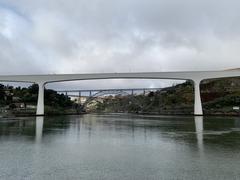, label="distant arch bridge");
[57,87,162,110]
